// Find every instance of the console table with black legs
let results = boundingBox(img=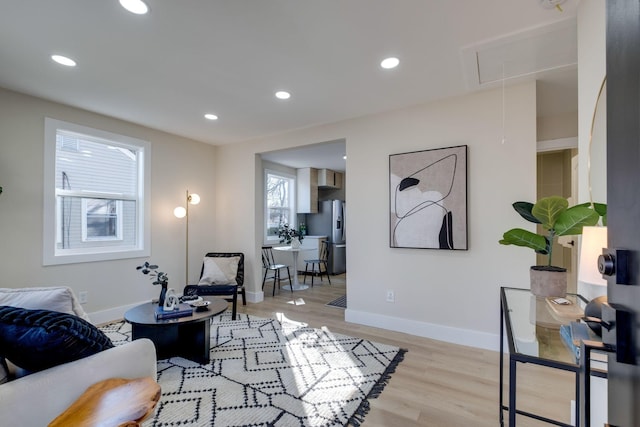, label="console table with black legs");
[499,287,607,427]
